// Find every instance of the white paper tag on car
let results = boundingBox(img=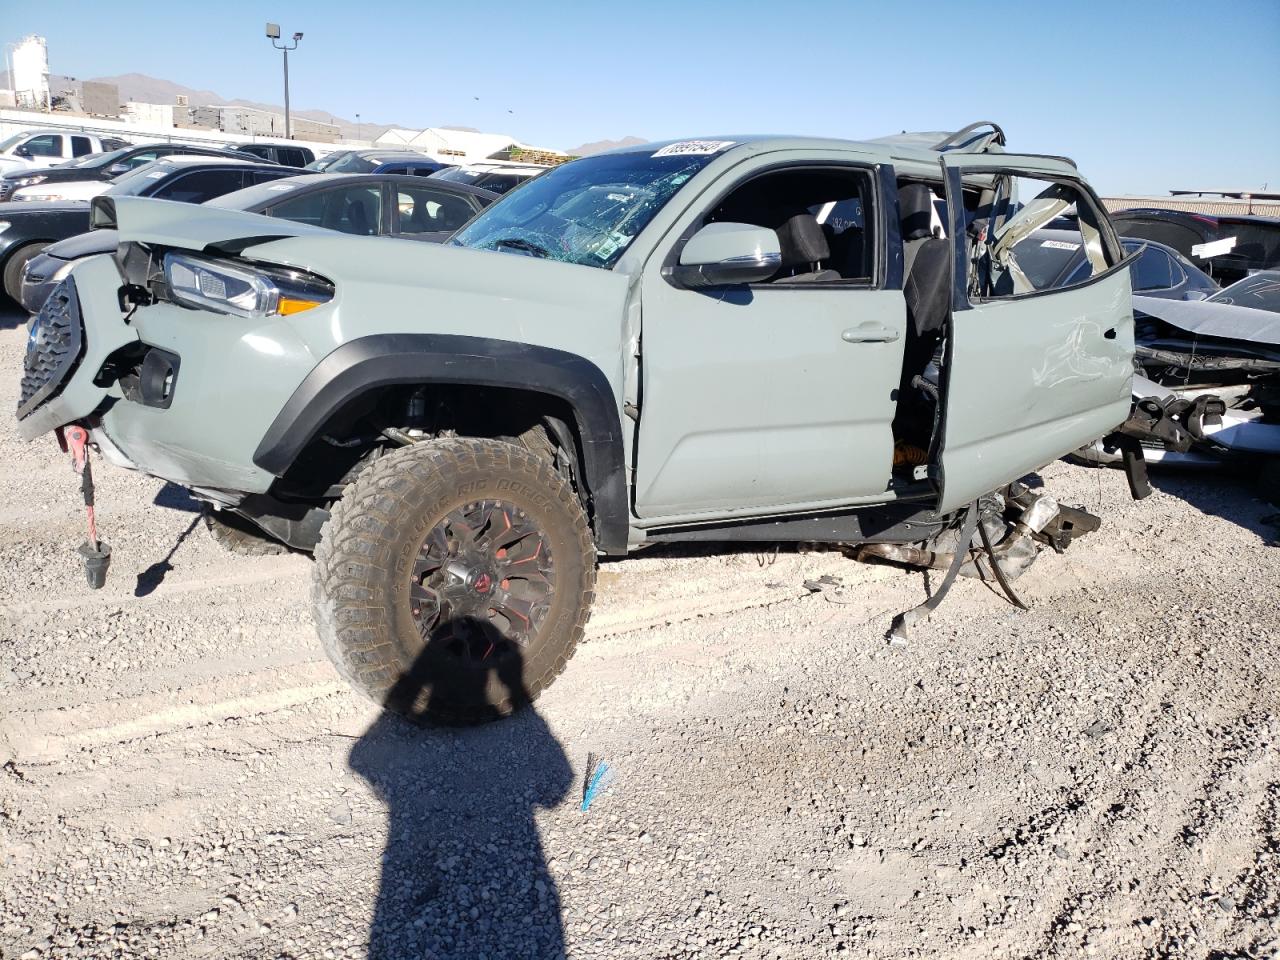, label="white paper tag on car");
[652,140,735,158]
[1191,236,1237,259]
[1040,239,1080,250]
